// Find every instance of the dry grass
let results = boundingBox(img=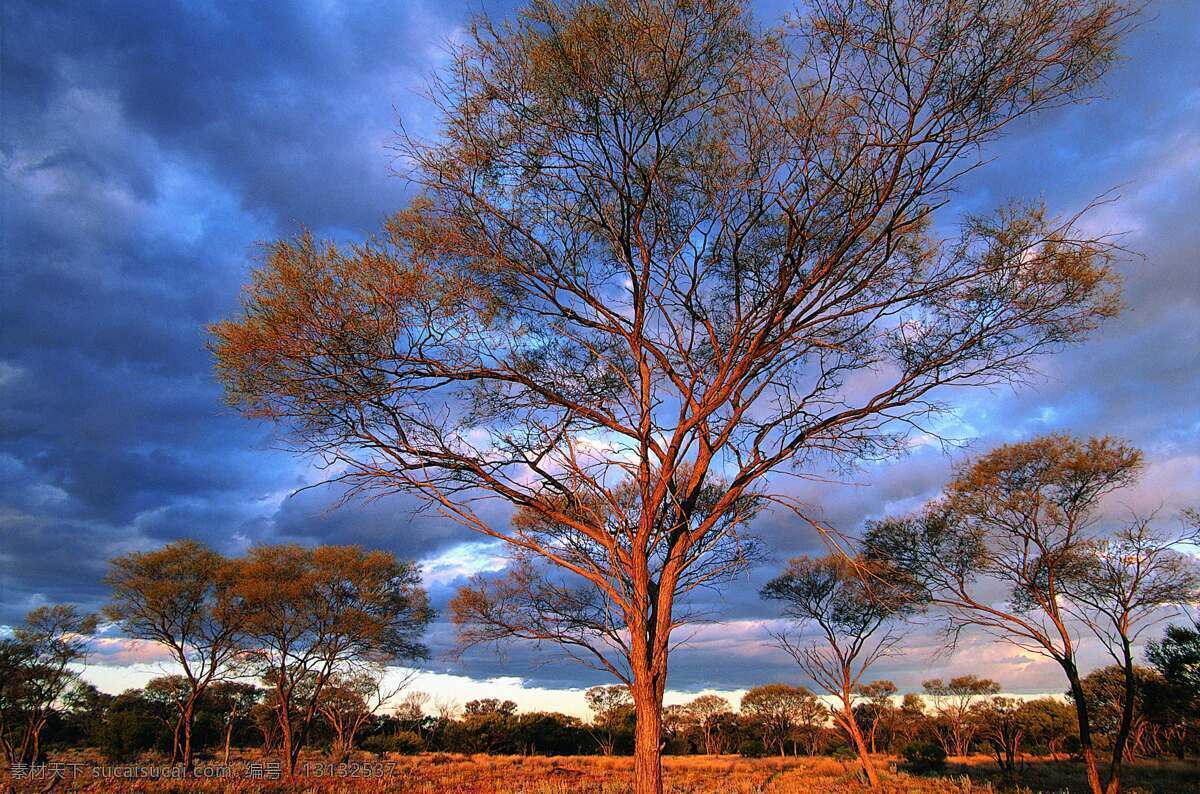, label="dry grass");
[3,752,1197,793]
